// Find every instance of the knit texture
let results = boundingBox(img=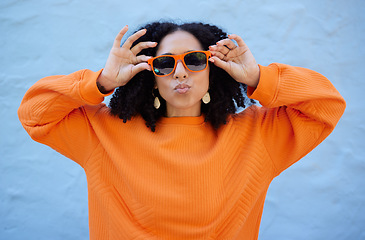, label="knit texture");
[18,63,345,240]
